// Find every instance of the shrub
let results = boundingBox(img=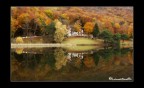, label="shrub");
[16,36,23,43]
